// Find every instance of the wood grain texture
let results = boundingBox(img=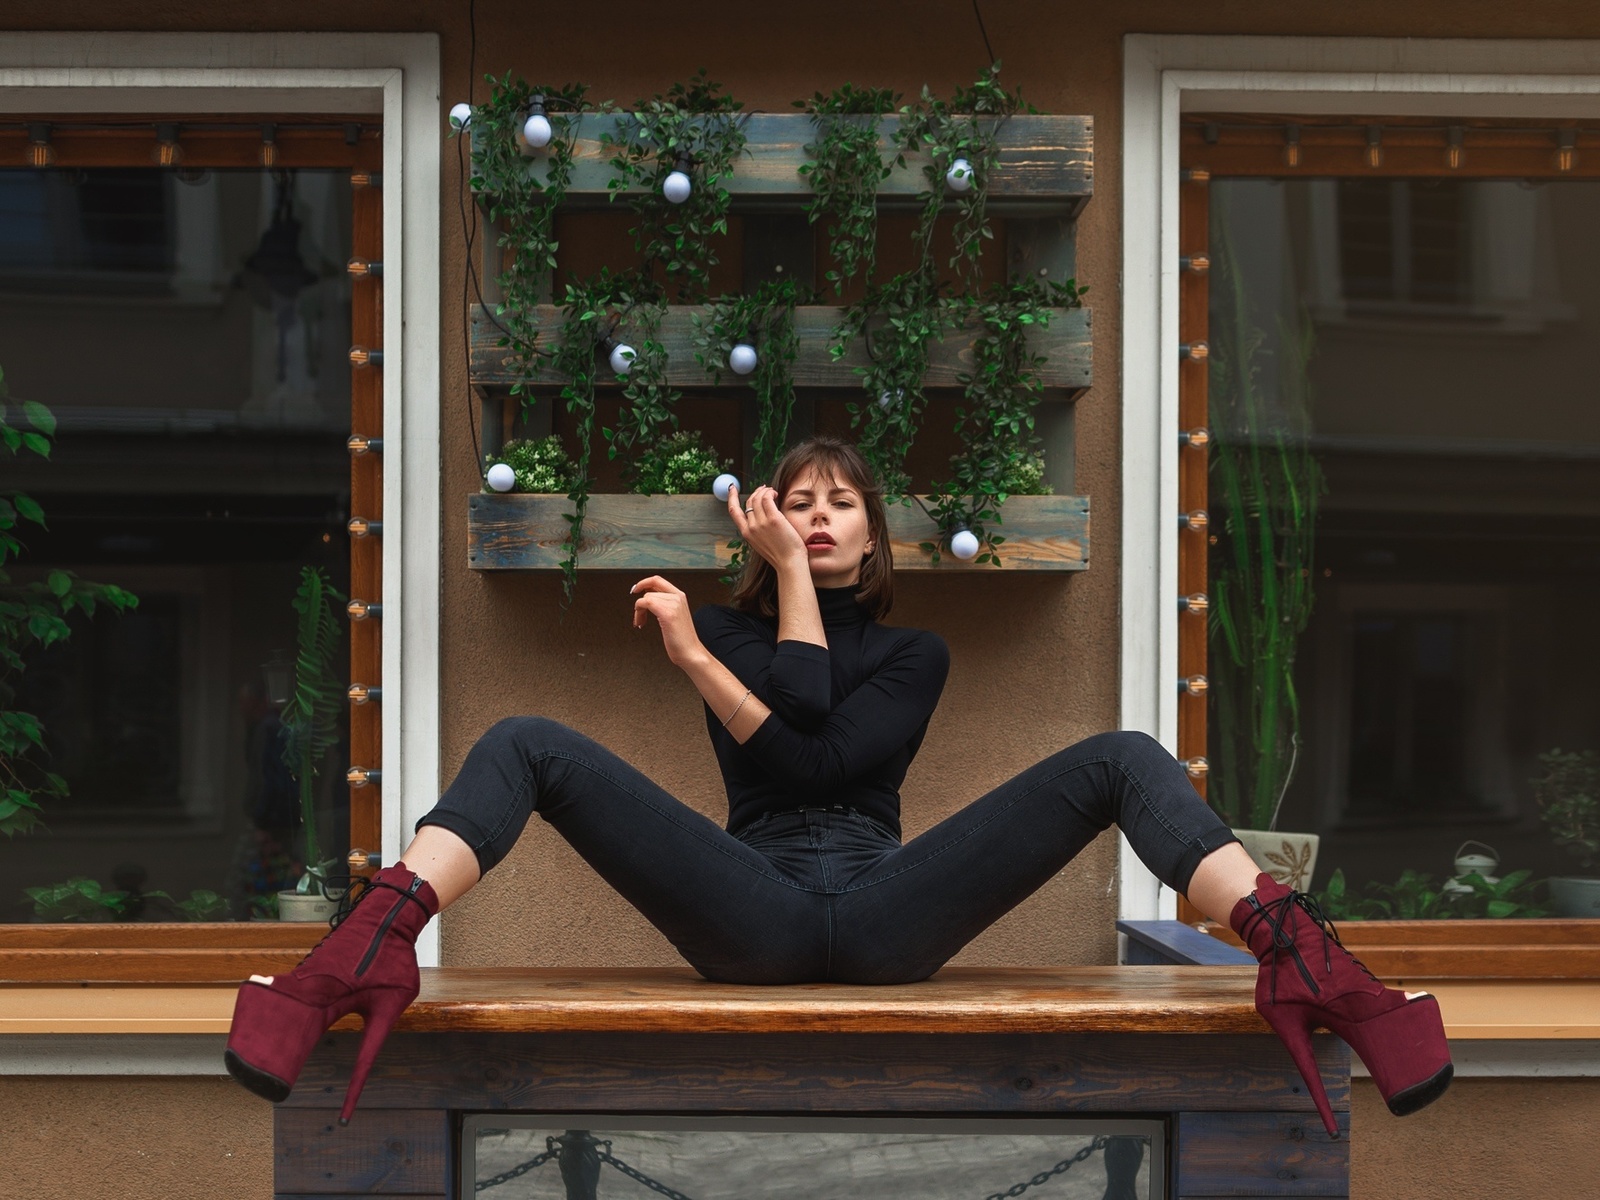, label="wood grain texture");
[473,113,1092,211]
[467,492,1089,572]
[0,922,324,982]
[469,304,1092,391]
[1175,1110,1350,1196]
[284,1030,1346,1116]
[275,1108,448,1195]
